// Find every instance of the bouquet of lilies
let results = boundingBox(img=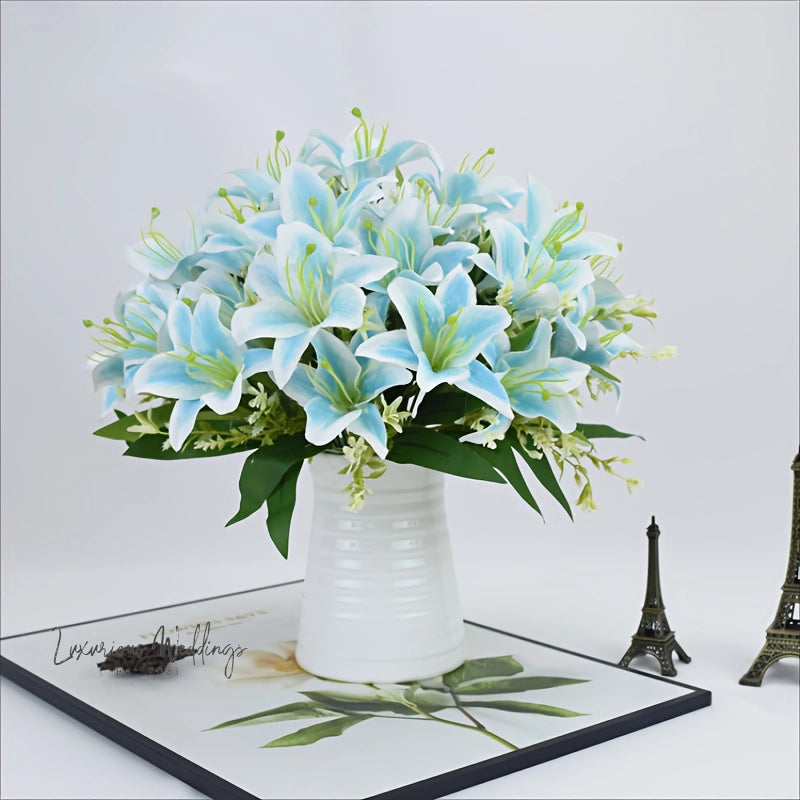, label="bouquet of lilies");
[87,109,667,556]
